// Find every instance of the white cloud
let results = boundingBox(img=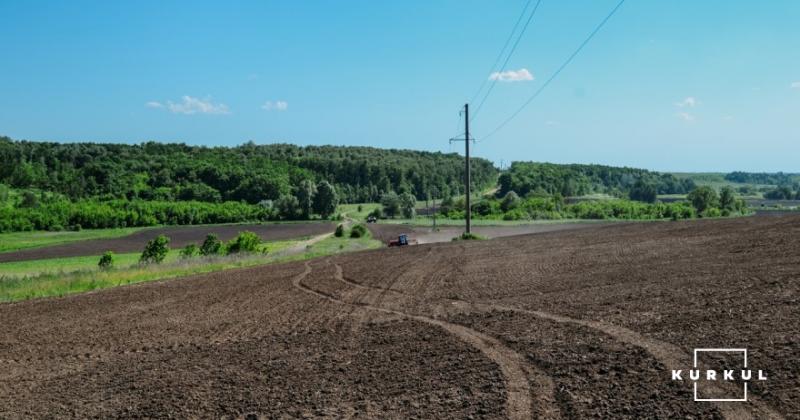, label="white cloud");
[149,96,231,115]
[676,112,695,122]
[262,100,288,111]
[489,68,534,82]
[791,81,800,89]
[675,97,697,108]
[545,120,560,126]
